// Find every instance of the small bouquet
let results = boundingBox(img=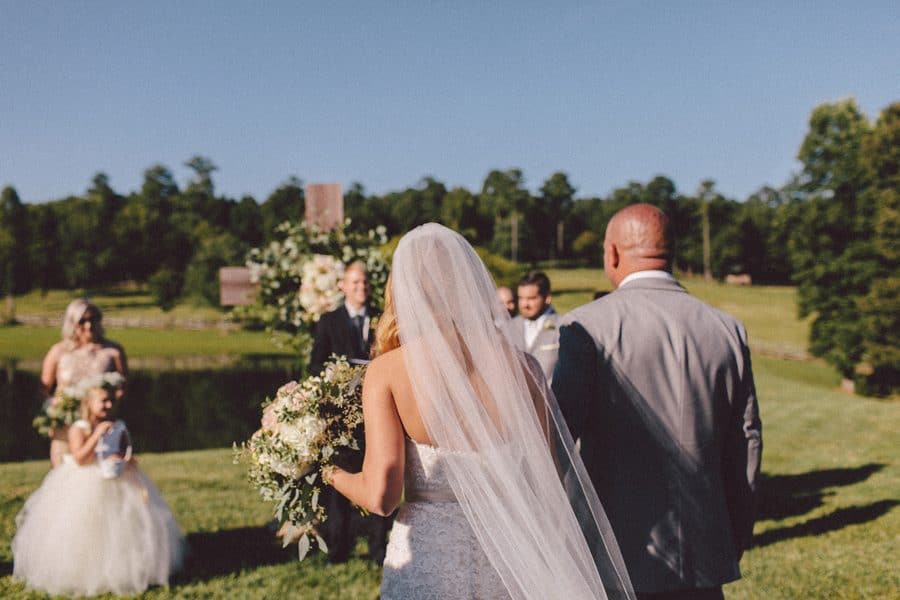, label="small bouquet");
[33,372,125,437]
[236,356,366,559]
